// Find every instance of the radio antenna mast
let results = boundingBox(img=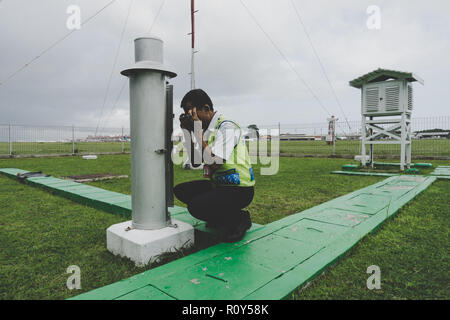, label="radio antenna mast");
[190,0,198,89]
